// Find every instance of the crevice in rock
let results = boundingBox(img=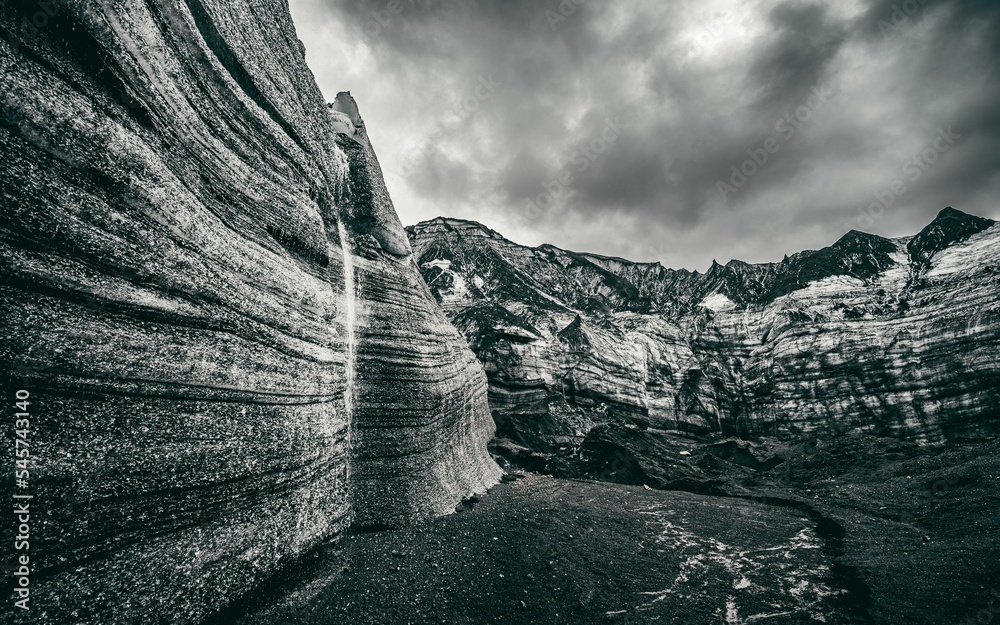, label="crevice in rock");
[181,0,308,153]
